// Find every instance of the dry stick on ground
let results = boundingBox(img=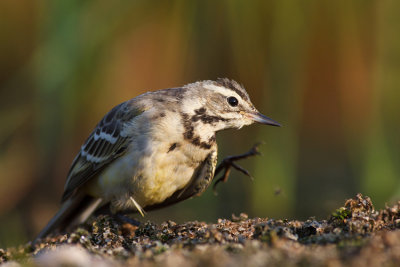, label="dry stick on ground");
[213,142,262,195]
